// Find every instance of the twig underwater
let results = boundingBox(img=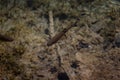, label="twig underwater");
[0,34,14,42]
[47,19,79,46]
